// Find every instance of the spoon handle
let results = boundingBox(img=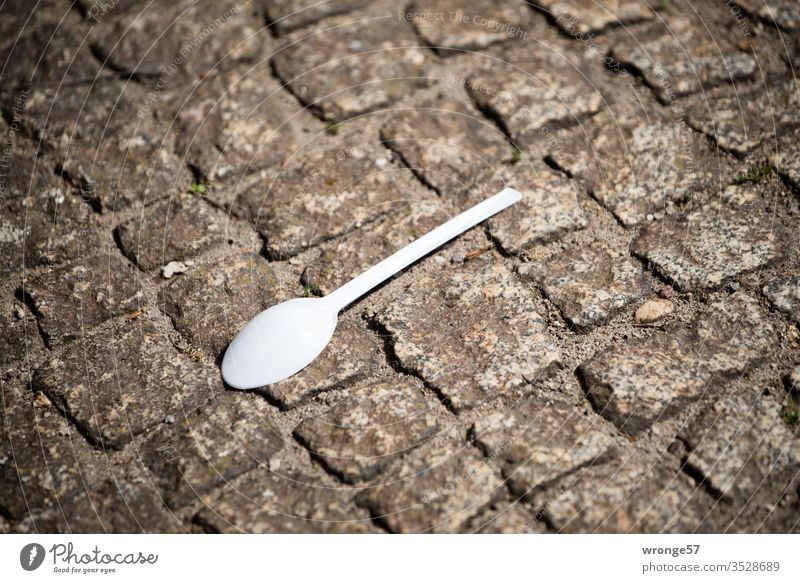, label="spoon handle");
[323,187,523,312]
